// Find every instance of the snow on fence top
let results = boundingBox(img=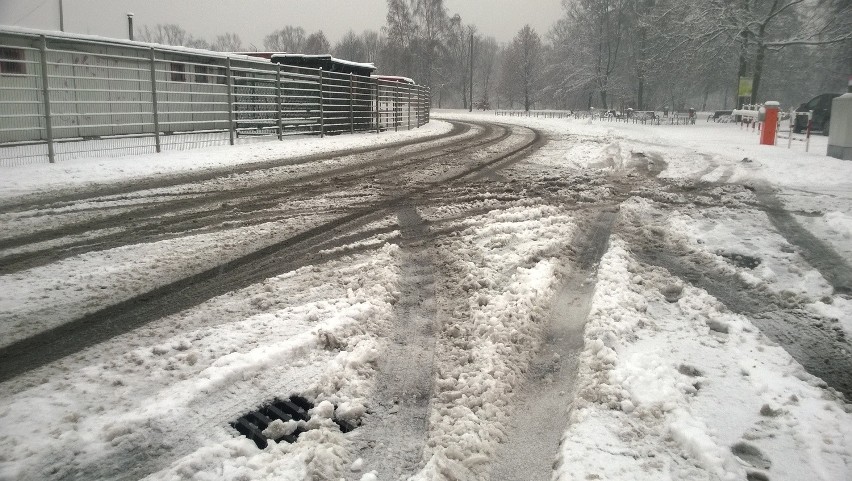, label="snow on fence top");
[371,75,416,85]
